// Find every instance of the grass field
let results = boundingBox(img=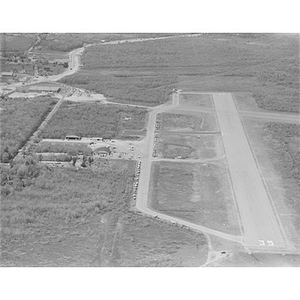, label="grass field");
[241,117,300,248]
[149,161,240,235]
[157,111,218,132]
[41,102,147,139]
[0,97,57,162]
[156,133,224,160]
[0,159,207,267]
[59,34,299,111]
[179,93,214,108]
[35,141,93,156]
